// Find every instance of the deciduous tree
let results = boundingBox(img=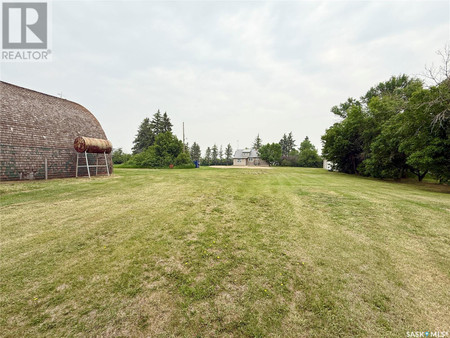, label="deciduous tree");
[259,143,282,166]
[298,137,322,168]
[129,132,183,167]
[112,148,131,164]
